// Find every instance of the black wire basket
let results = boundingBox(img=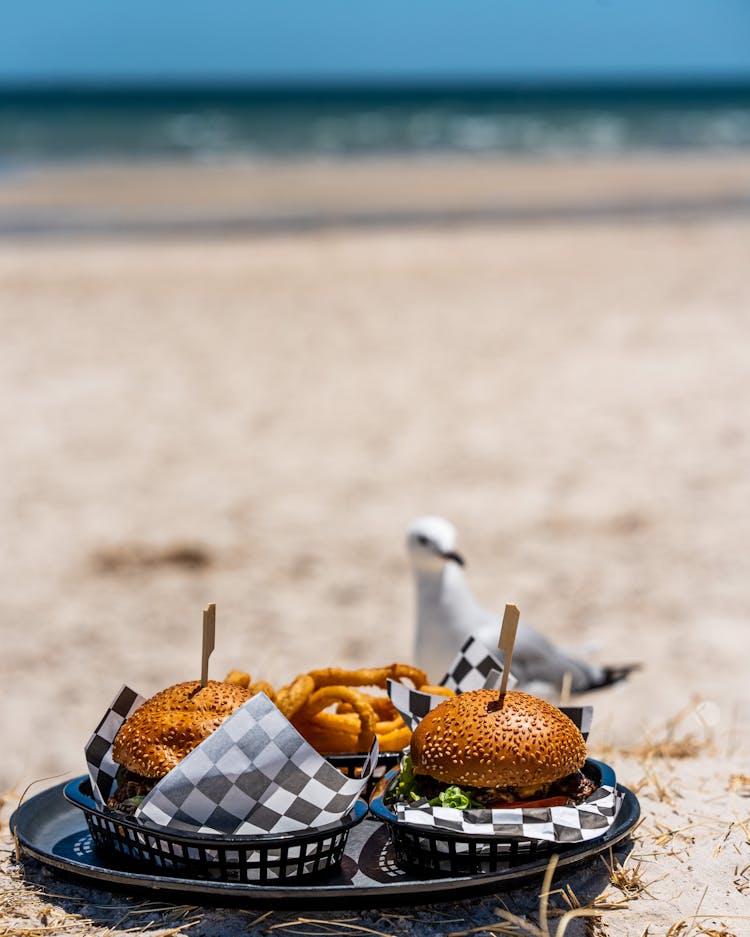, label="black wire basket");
[369,760,610,876]
[326,751,401,798]
[64,776,367,883]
